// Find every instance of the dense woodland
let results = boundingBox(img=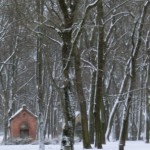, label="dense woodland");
[0,0,150,150]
